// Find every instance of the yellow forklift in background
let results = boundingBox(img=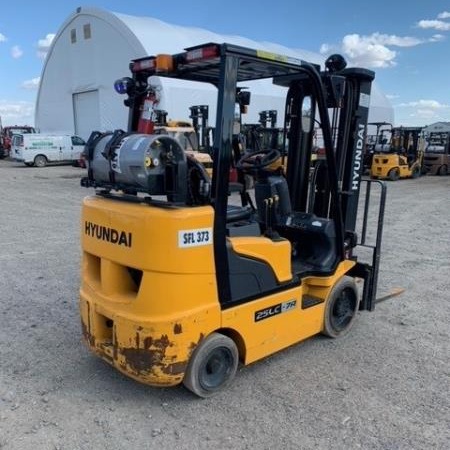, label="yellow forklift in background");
[153,112,214,176]
[371,126,424,180]
[79,43,386,397]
